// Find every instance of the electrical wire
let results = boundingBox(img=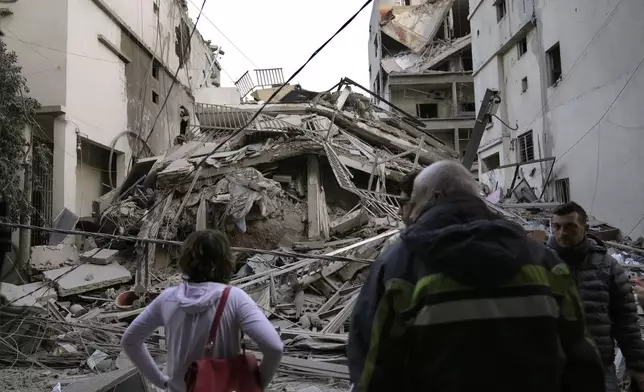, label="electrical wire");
[141,0,209,151]
[518,0,627,134]
[0,0,374,311]
[185,0,259,69]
